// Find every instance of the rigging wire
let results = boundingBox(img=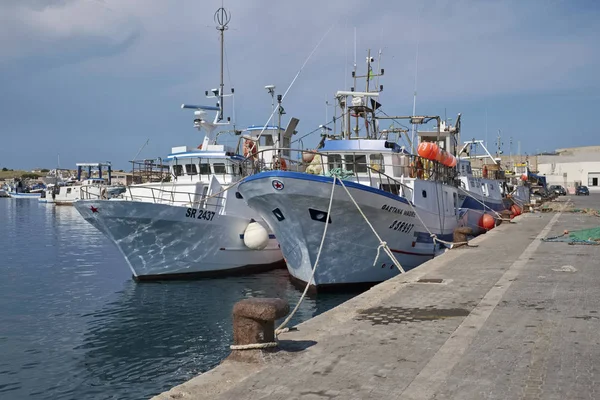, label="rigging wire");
[256,25,335,140]
[290,115,344,145]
